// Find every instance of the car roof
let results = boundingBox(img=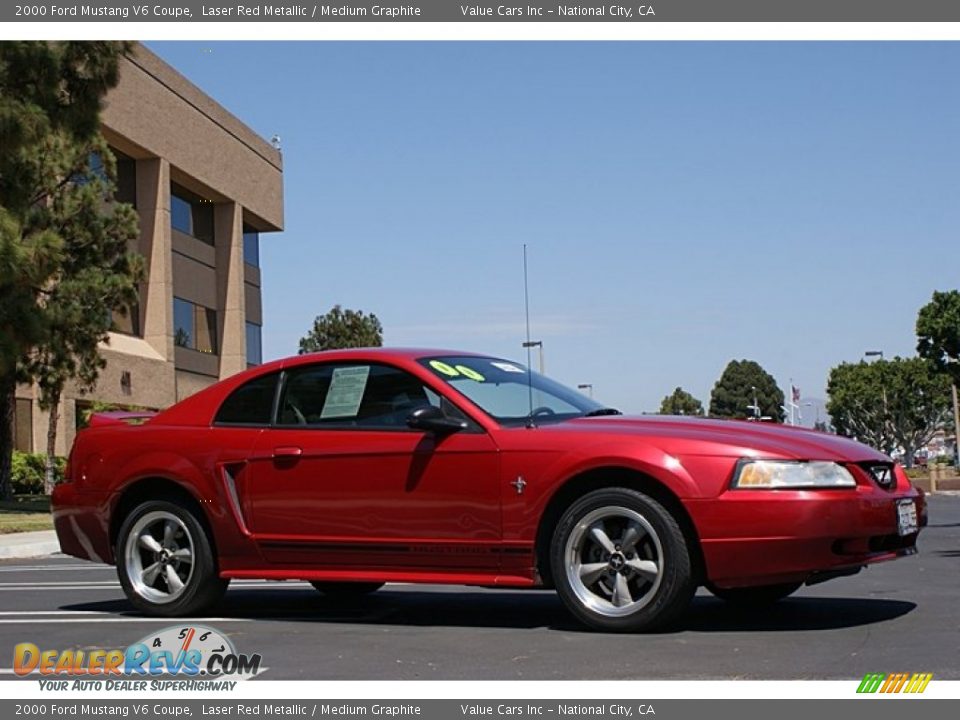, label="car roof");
[249,347,495,375]
[295,347,487,361]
